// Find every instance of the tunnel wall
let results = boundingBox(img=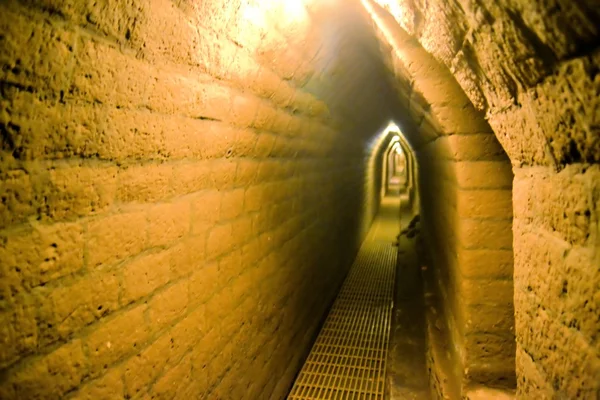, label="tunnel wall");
[397,137,419,215]
[364,2,516,397]
[374,0,600,397]
[0,1,395,398]
[417,137,515,396]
